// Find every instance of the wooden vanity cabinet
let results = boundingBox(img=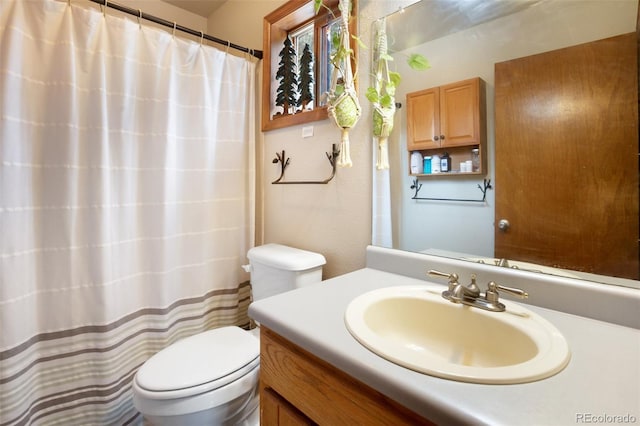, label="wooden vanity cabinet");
[259,327,434,426]
[406,77,486,176]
